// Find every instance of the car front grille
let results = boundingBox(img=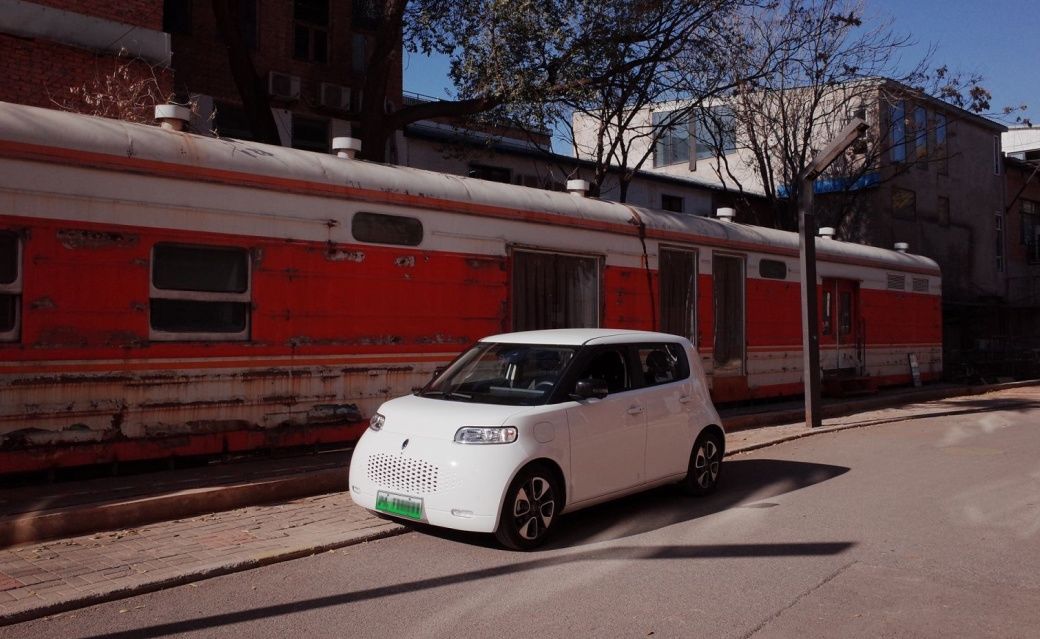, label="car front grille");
[366,453,440,495]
